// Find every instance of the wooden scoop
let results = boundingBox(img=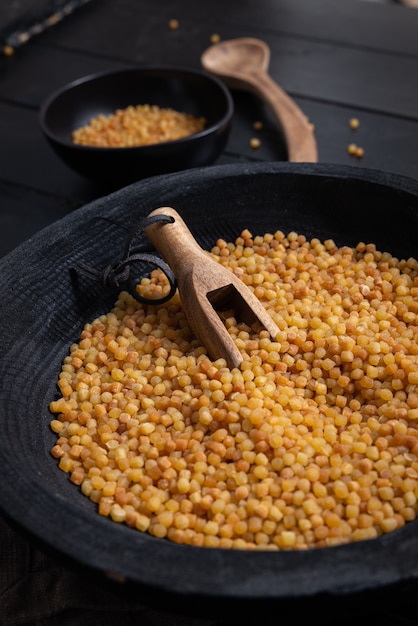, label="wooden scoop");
[201,37,318,163]
[144,207,280,369]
